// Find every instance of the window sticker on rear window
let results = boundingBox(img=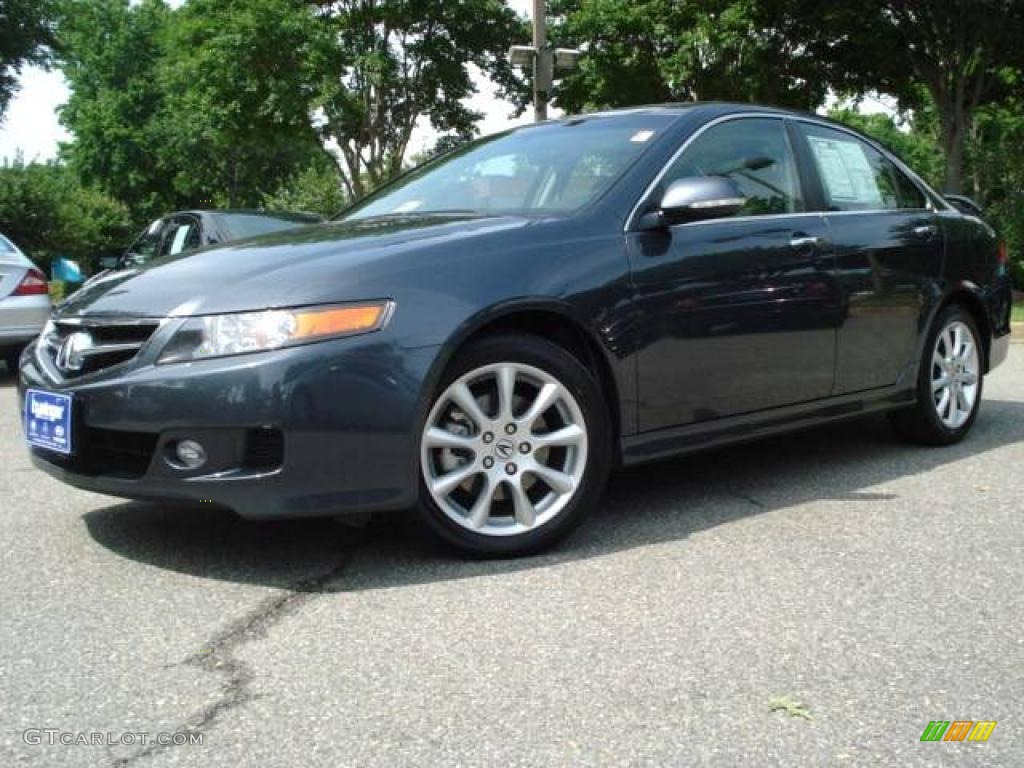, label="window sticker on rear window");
[807,135,883,207]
